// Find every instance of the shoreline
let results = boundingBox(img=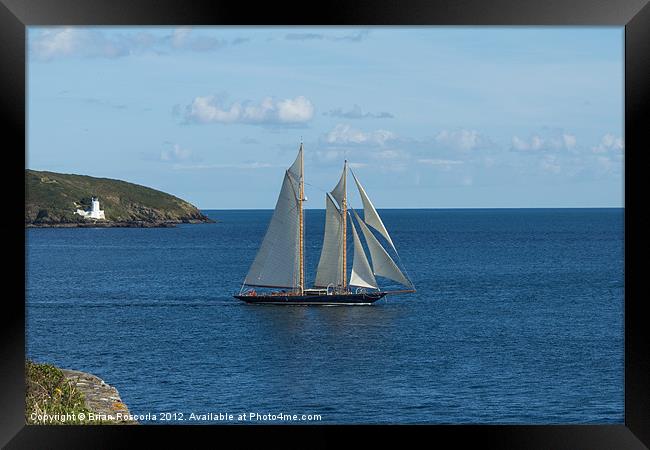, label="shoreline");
[26,218,216,228]
[60,369,139,424]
